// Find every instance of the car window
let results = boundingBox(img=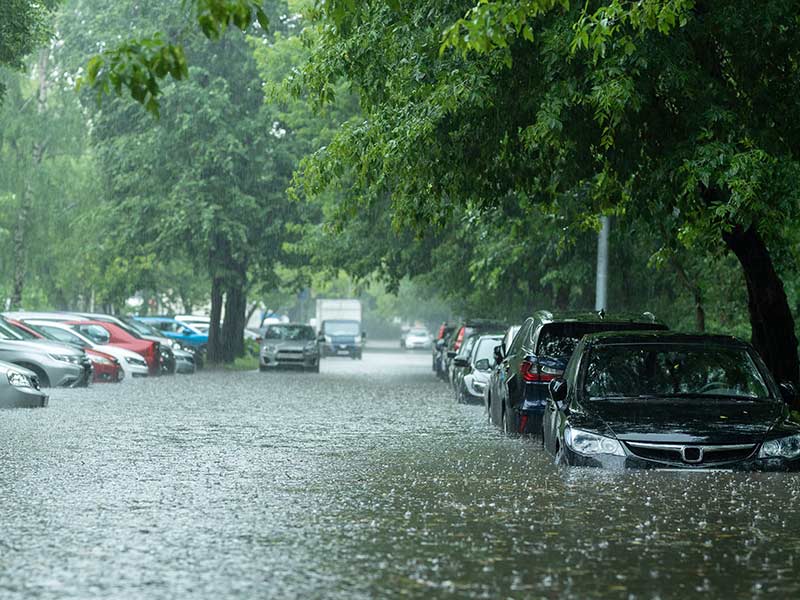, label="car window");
[584,343,773,400]
[457,335,477,358]
[324,321,360,336]
[508,320,532,357]
[474,338,502,363]
[39,326,87,347]
[0,320,23,340]
[75,324,111,344]
[264,325,314,341]
[536,322,665,359]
